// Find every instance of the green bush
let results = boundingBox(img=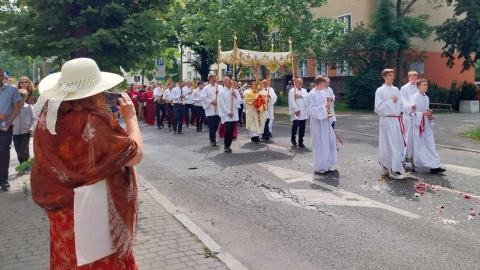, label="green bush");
[459,81,478,100]
[345,68,383,110]
[276,95,289,106]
